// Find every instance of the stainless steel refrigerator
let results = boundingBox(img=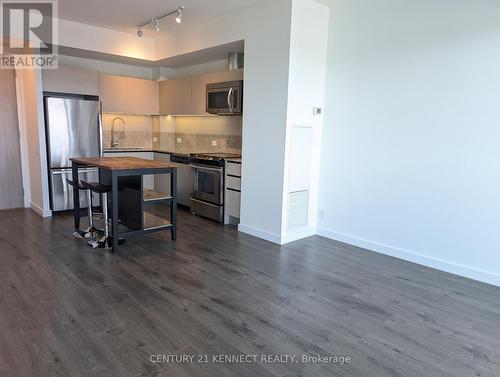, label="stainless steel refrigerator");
[44,94,102,211]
